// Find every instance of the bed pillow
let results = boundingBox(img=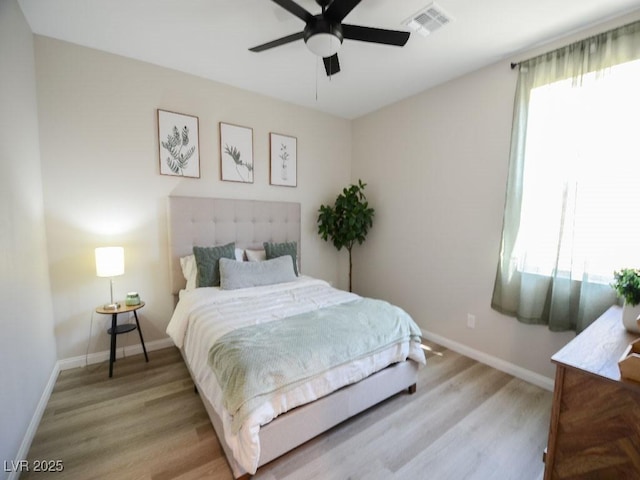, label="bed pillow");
[245,248,266,262]
[181,248,242,290]
[263,241,298,276]
[219,256,296,290]
[193,242,236,287]
[180,254,198,290]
